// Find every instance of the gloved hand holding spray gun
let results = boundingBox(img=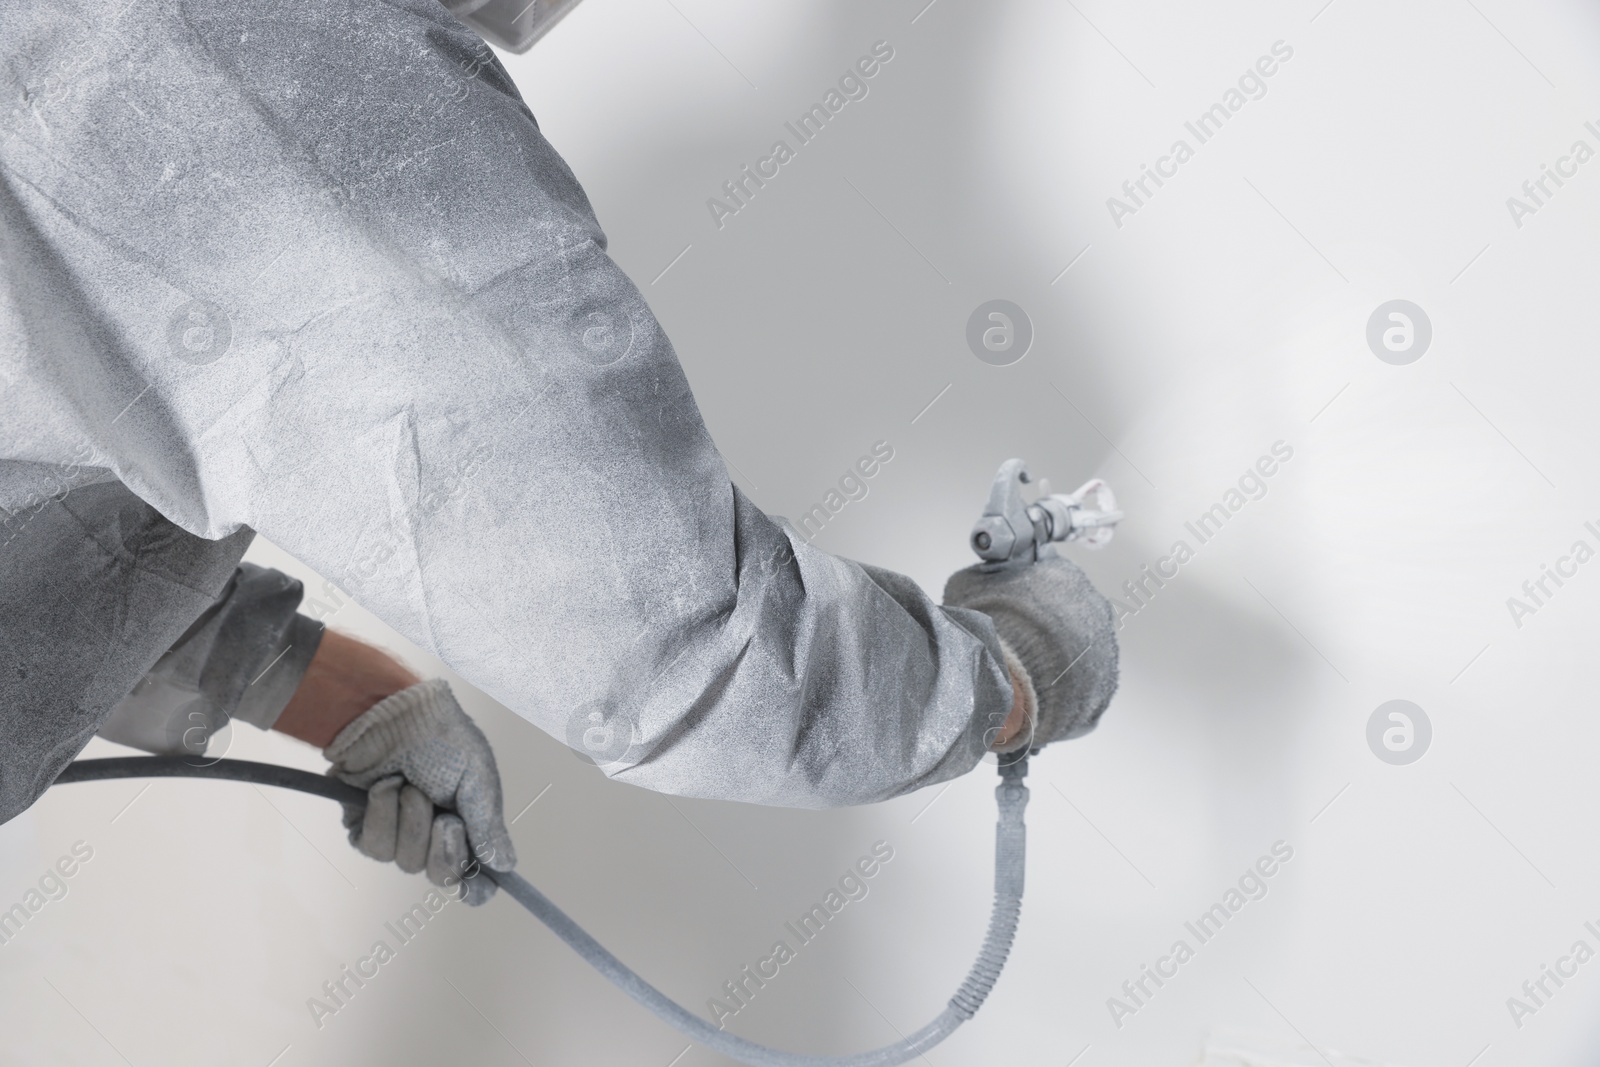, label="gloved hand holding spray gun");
[947,459,1123,757]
